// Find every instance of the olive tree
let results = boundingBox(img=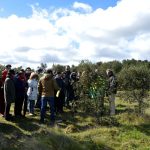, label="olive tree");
[118,65,150,114]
